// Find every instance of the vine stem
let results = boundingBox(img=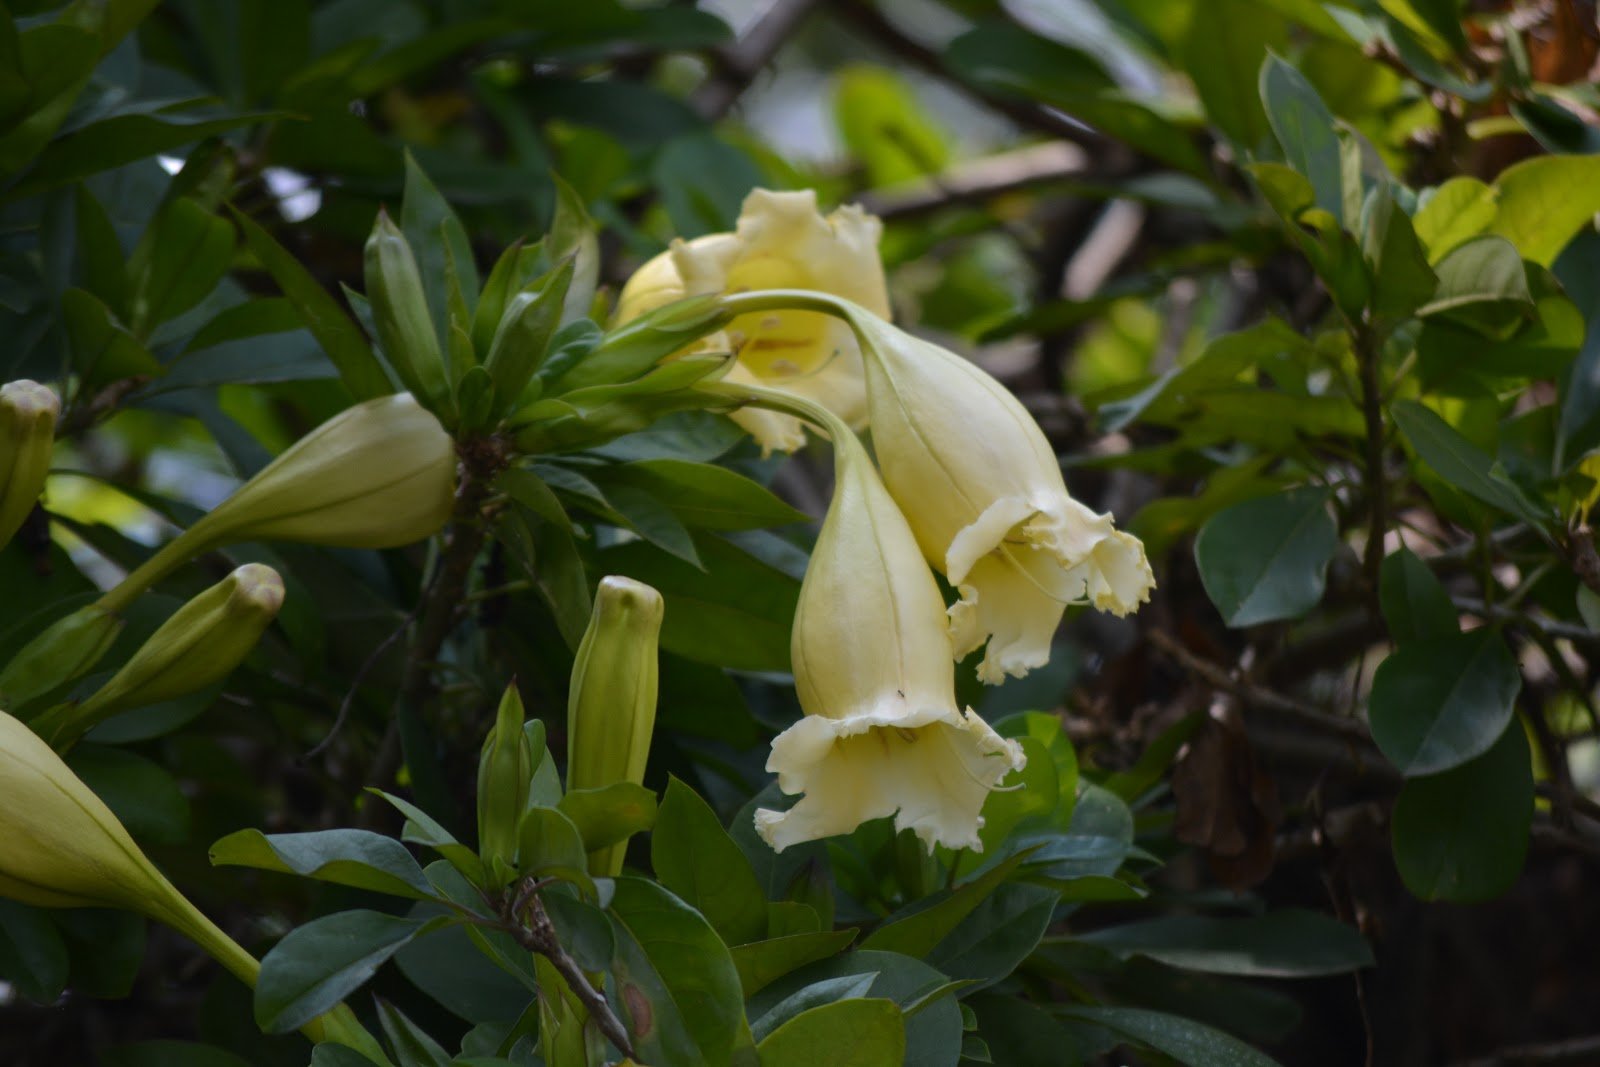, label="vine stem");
[1355,323,1387,610]
[506,889,637,1061]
